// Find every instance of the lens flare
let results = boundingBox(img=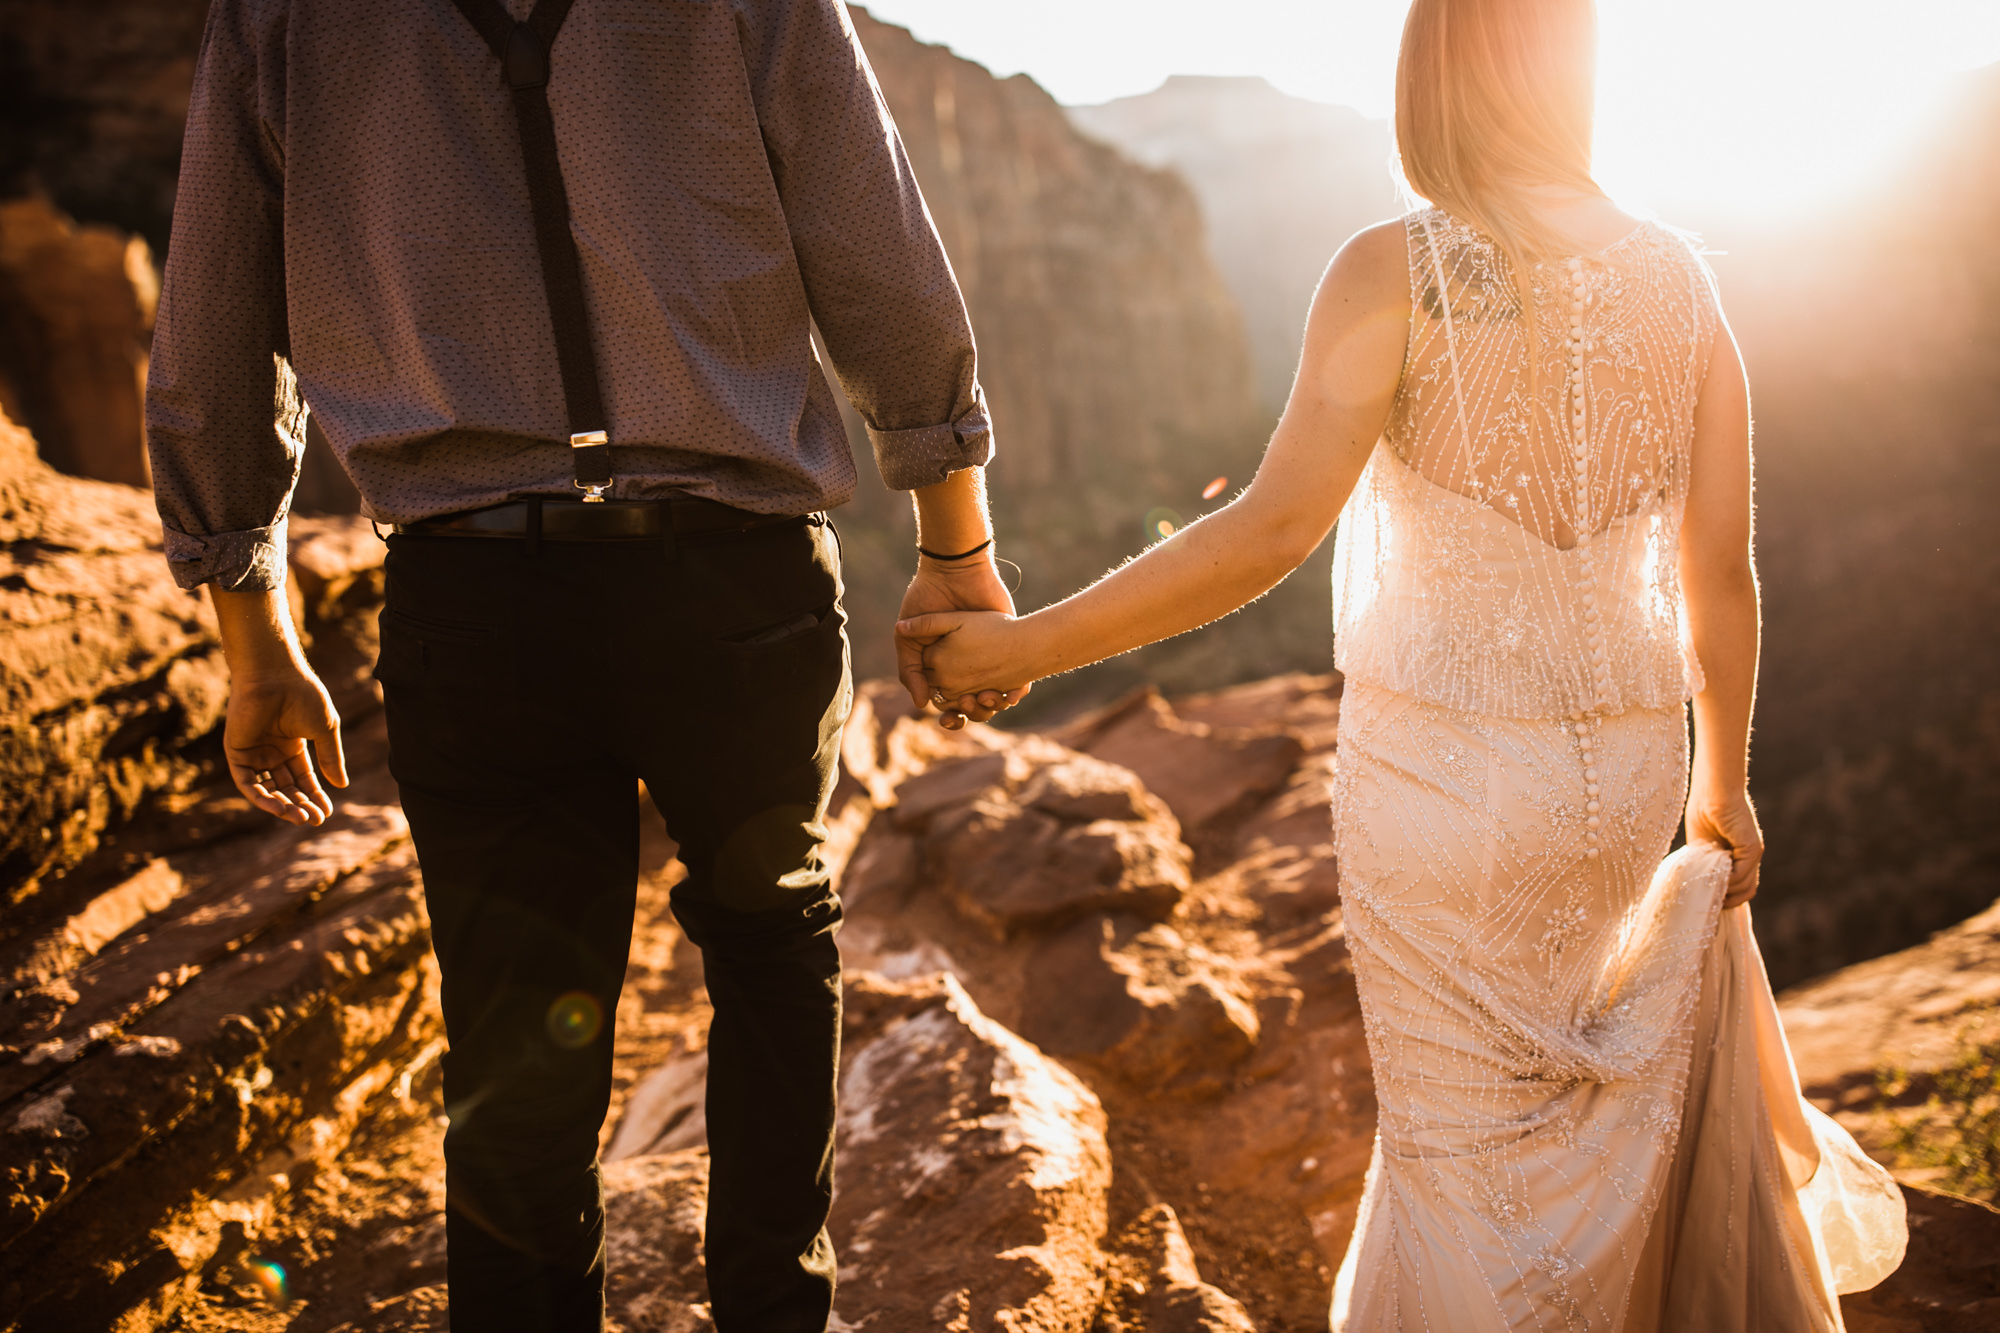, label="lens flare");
[1142,506,1183,545]
[1201,476,1227,501]
[246,1258,288,1305]
[546,992,604,1049]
